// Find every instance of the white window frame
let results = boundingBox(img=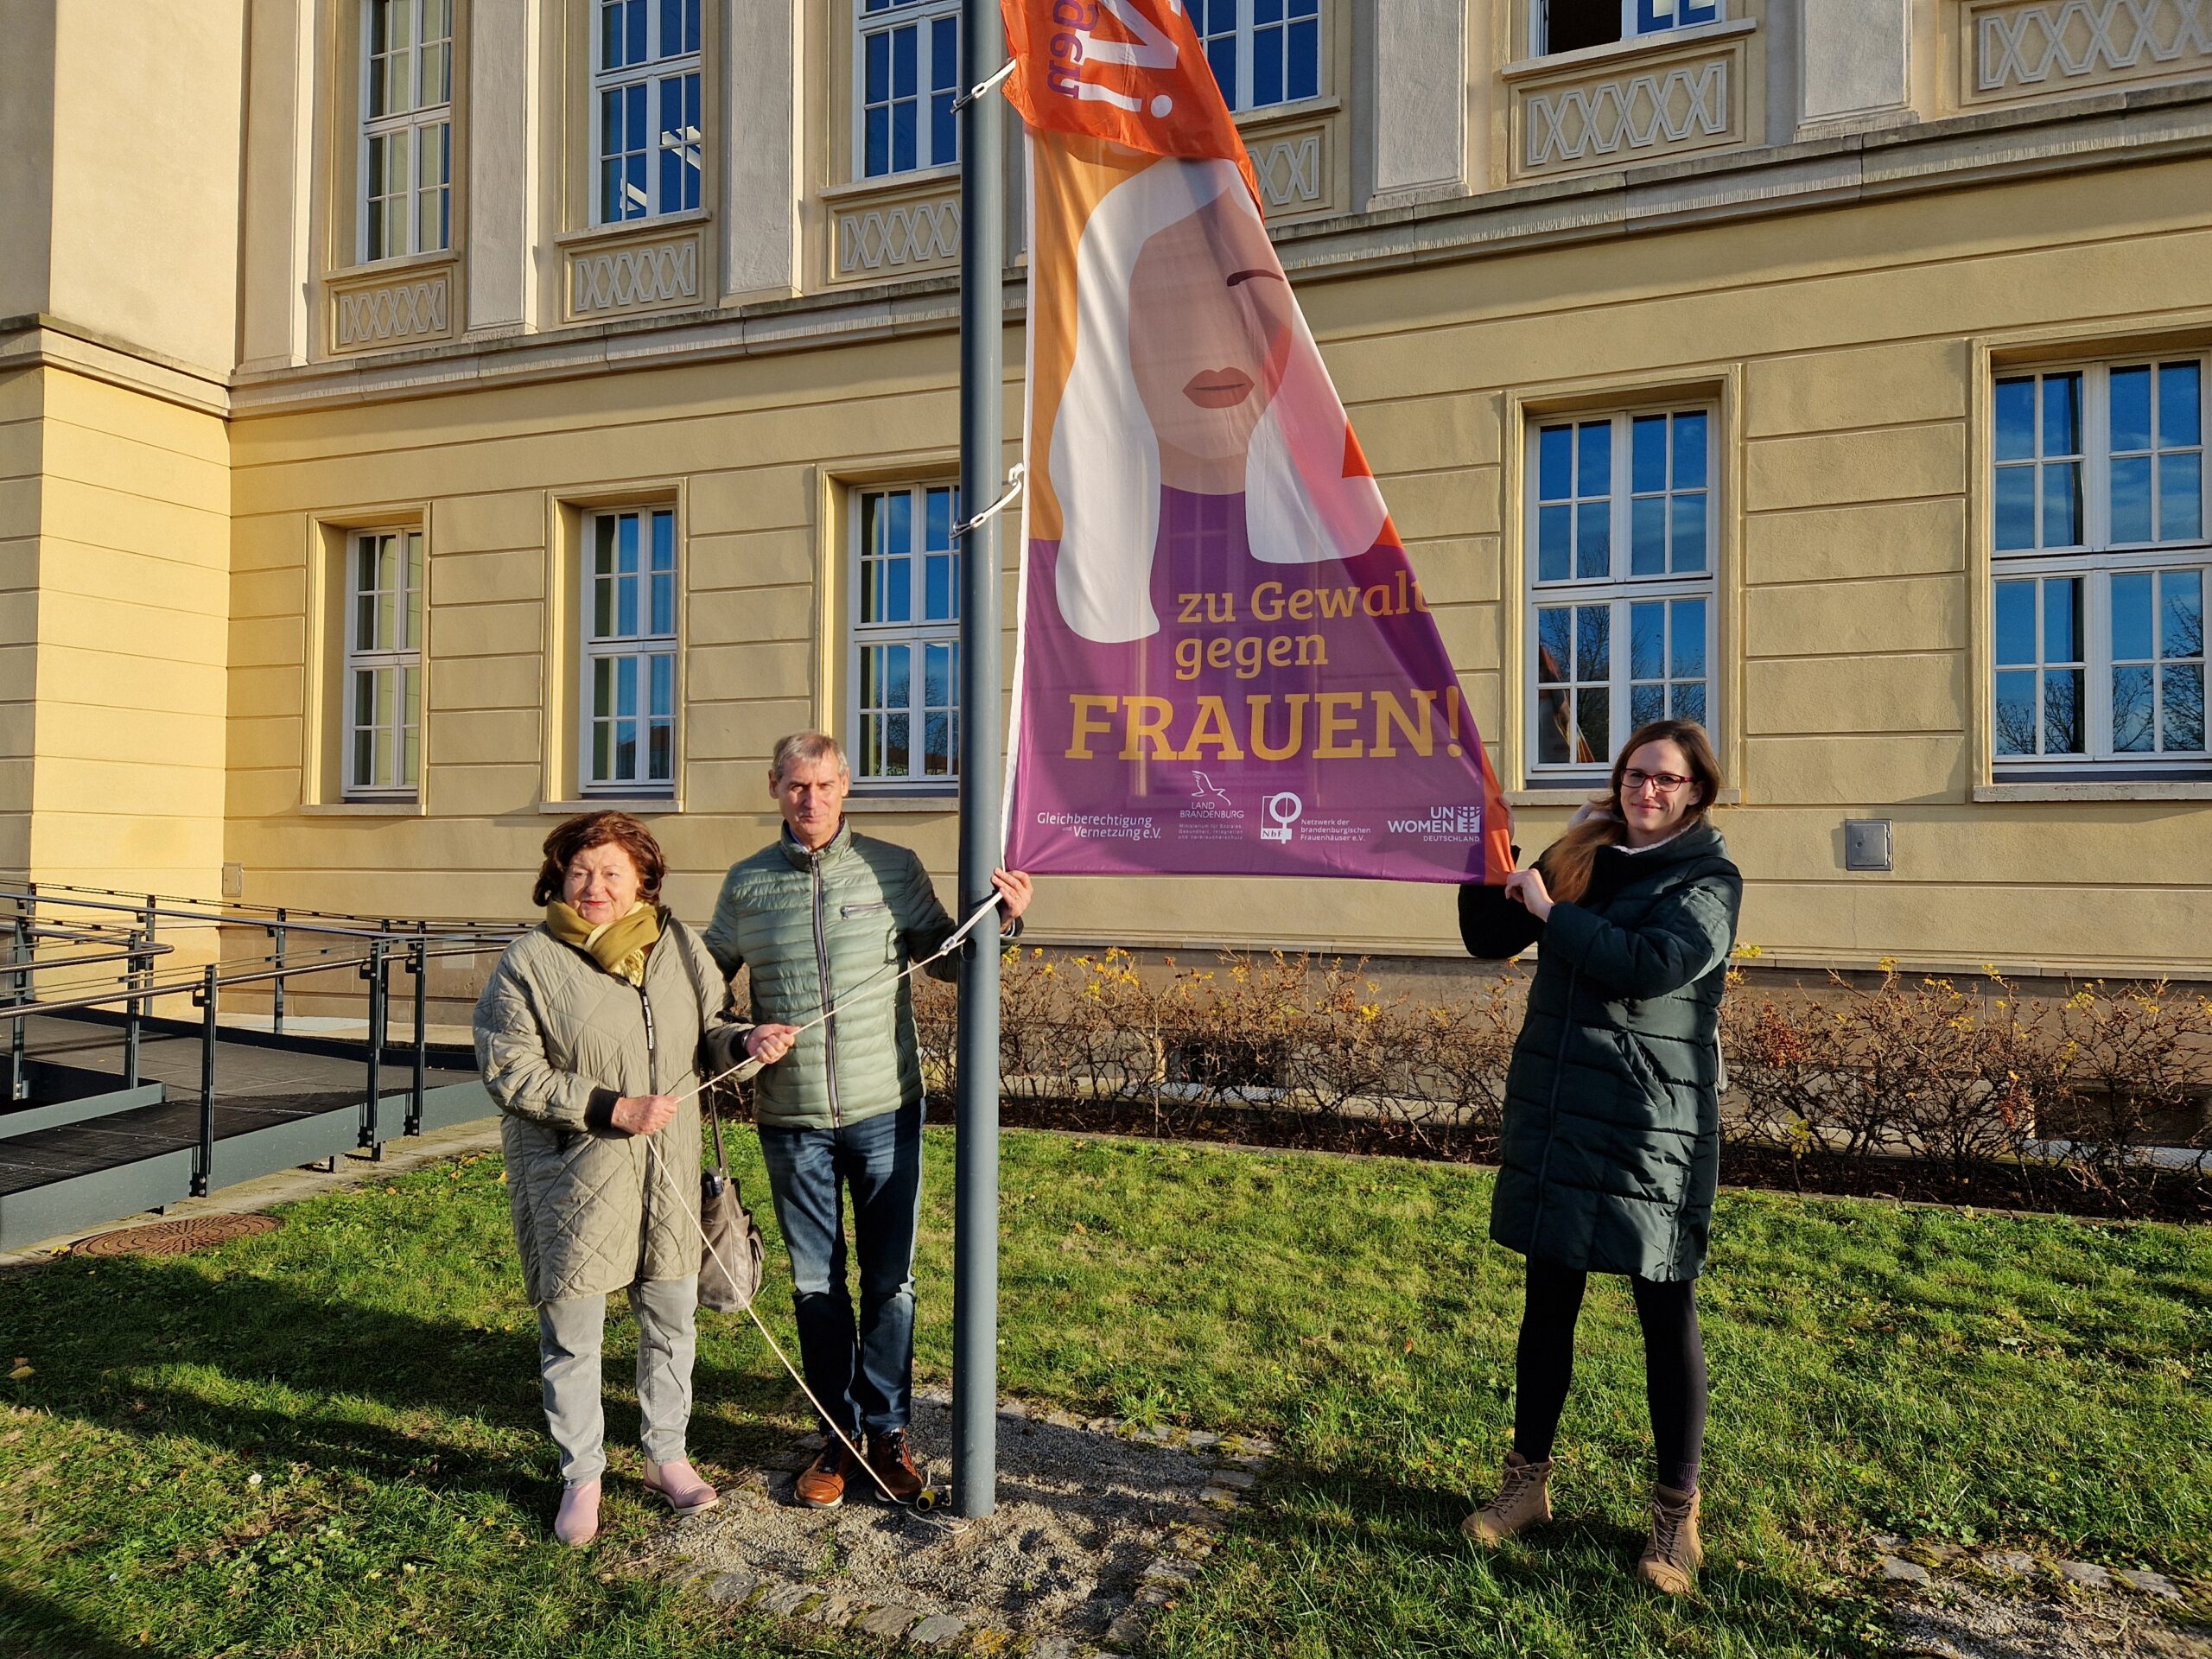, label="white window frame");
[853,0,962,181]
[344,529,423,798]
[1536,0,1723,55]
[1192,0,1325,114]
[1991,354,2209,774]
[589,0,703,226]
[580,507,679,796]
[1522,406,1719,779]
[358,0,454,264]
[849,482,962,788]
